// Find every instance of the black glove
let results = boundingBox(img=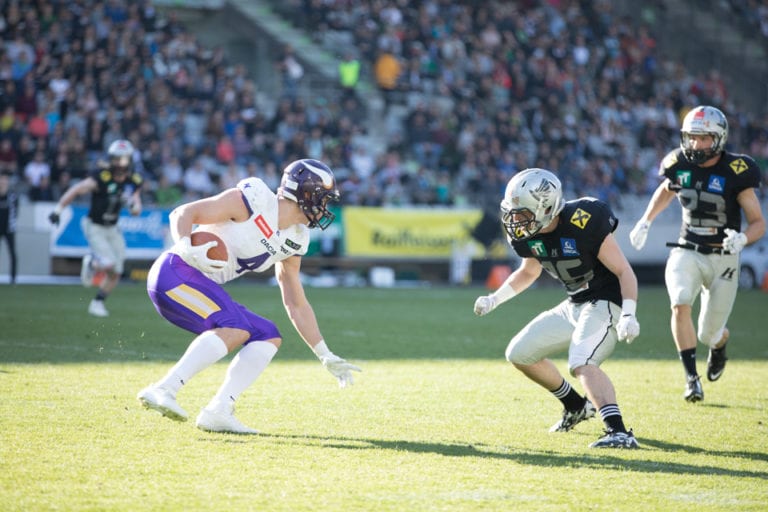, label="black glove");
[49,211,60,225]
